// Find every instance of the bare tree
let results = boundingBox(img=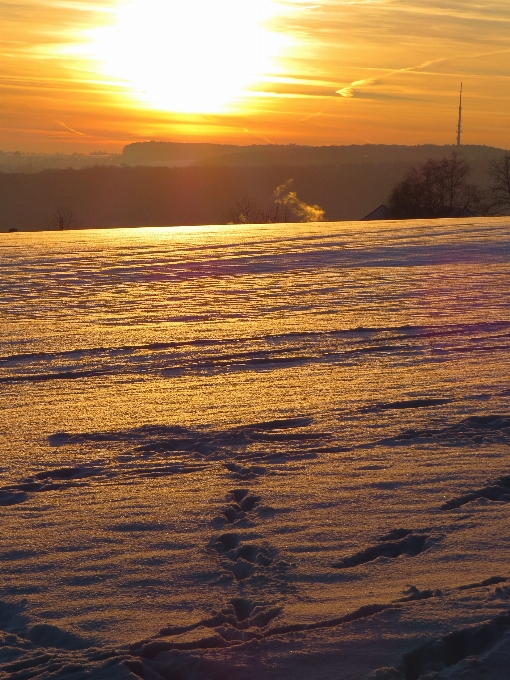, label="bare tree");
[223,180,325,224]
[488,153,510,213]
[46,206,80,230]
[223,197,288,224]
[388,153,485,219]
